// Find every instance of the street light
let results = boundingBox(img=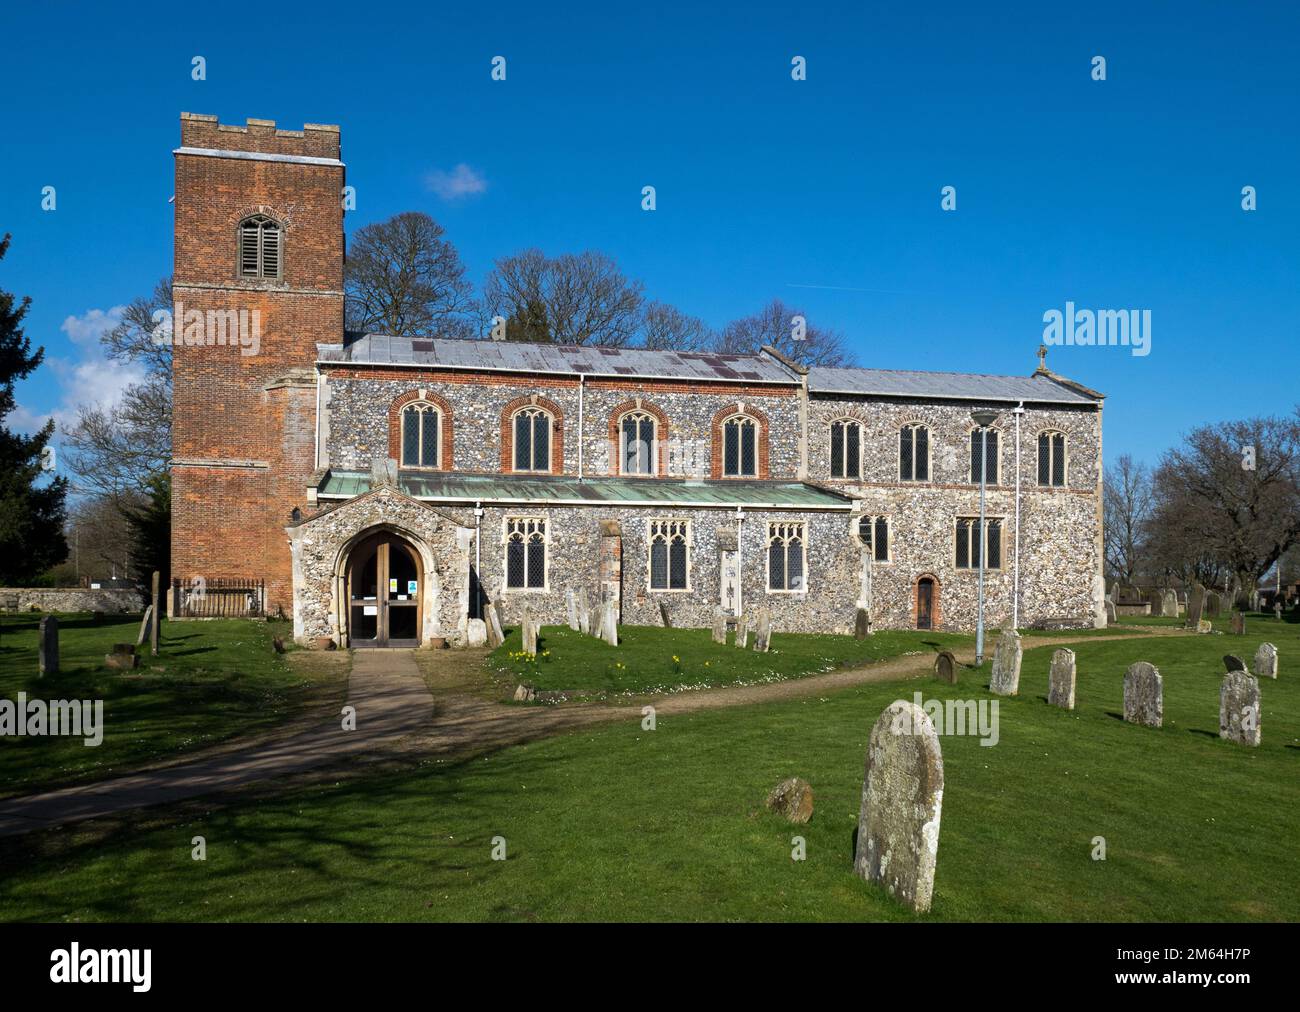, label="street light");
[971,409,999,666]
